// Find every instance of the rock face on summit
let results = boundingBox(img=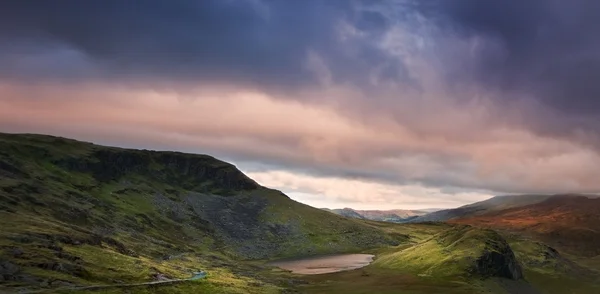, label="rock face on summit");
[56,148,260,193]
